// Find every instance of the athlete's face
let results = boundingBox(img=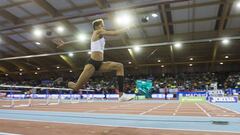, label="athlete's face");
[95,21,104,30]
[99,22,104,29]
